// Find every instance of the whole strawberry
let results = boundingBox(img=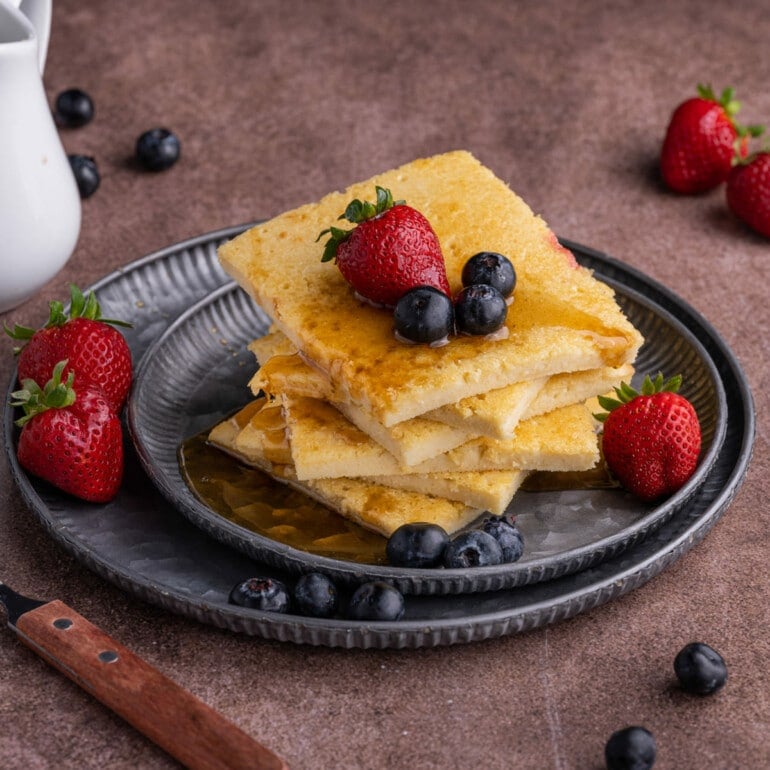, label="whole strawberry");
[595,373,702,502]
[660,85,763,194]
[5,284,132,412]
[12,361,124,503]
[726,151,770,238]
[318,186,451,307]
